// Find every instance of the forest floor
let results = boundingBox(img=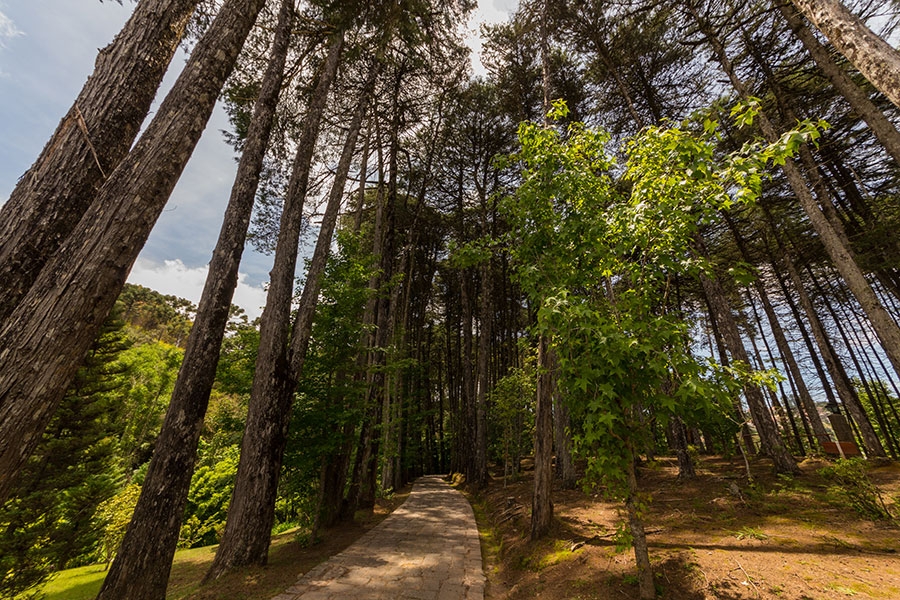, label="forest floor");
[36,488,412,600]
[470,455,900,600]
